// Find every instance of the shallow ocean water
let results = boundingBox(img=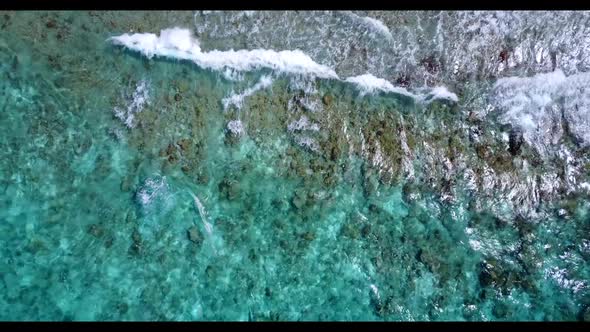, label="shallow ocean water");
[0,11,589,321]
